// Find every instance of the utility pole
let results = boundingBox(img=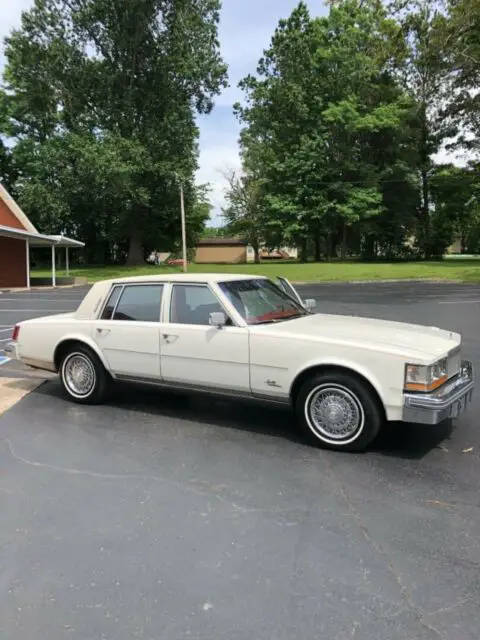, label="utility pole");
[179,181,187,273]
